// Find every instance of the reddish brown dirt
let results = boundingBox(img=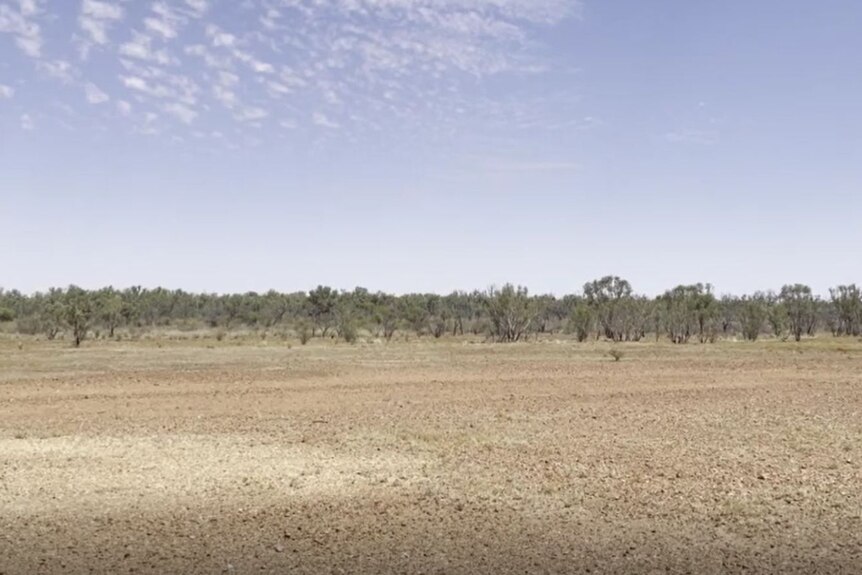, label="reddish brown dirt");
[1,339,861,574]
